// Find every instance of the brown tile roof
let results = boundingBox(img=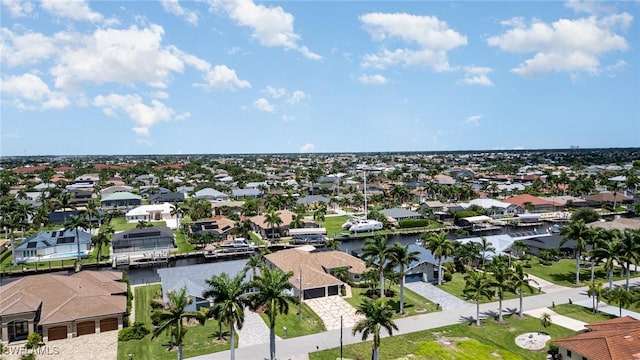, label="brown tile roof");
[554,316,640,360]
[250,210,296,230]
[11,165,48,174]
[585,191,633,203]
[0,271,127,325]
[265,248,366,290]
[503,194,554,207]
